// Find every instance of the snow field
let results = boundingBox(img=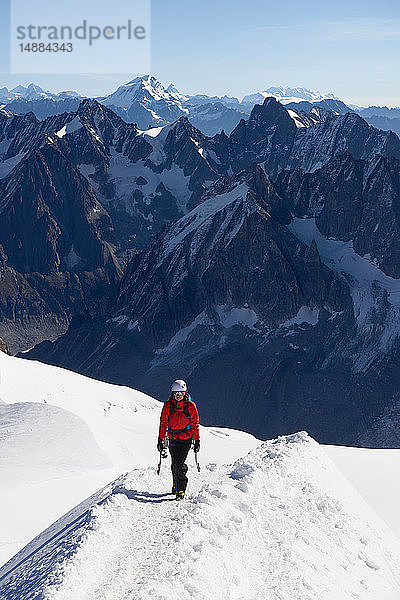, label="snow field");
[20,433,400,600]
[326,445,400,538]
[1,353,400,598]
[0,351,259,567]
